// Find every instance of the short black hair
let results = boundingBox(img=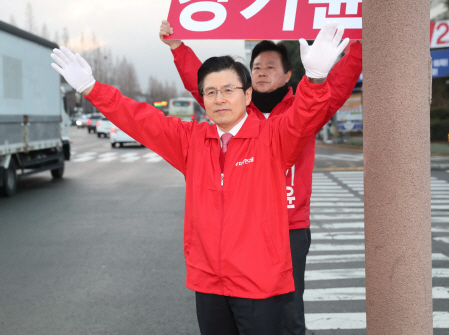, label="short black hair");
[250,40,292,74]
[198,56,252,96]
